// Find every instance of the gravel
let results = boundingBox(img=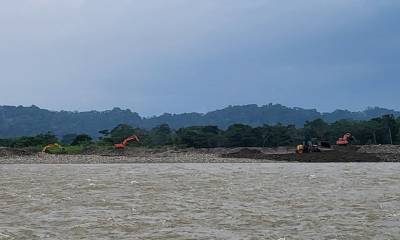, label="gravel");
[1,145,400,164]
[357,145,400,154]
[357,145,400,162]
[0,152,276,164]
